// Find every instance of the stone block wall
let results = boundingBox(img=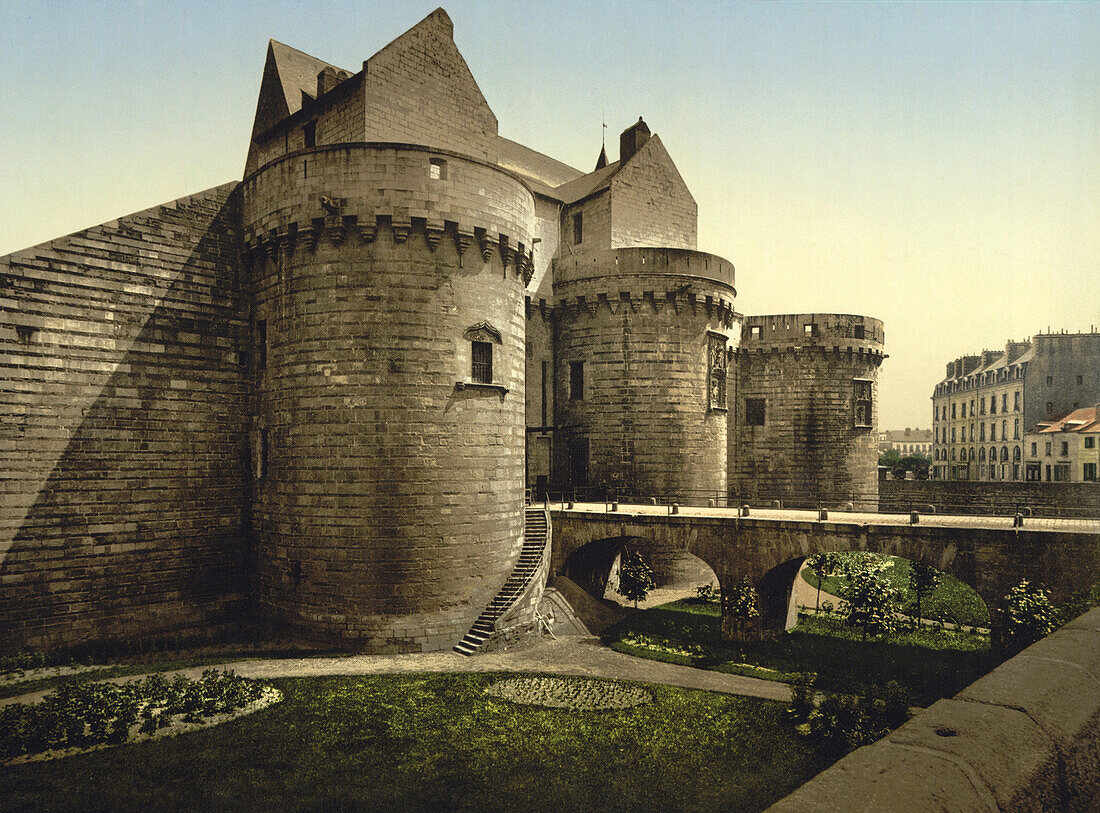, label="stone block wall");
[881,479,1100,518]
[0,184,248,653]
[241,144,534,651]
[732,314,885,507]
[1024,331,1100,428]
[562,191,612,256]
